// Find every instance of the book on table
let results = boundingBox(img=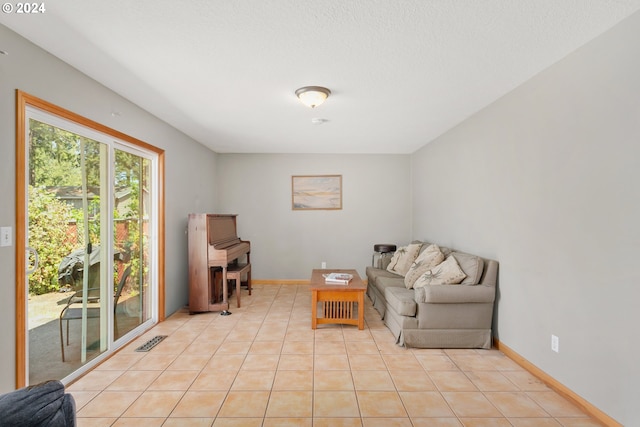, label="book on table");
[322,272,353,285]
